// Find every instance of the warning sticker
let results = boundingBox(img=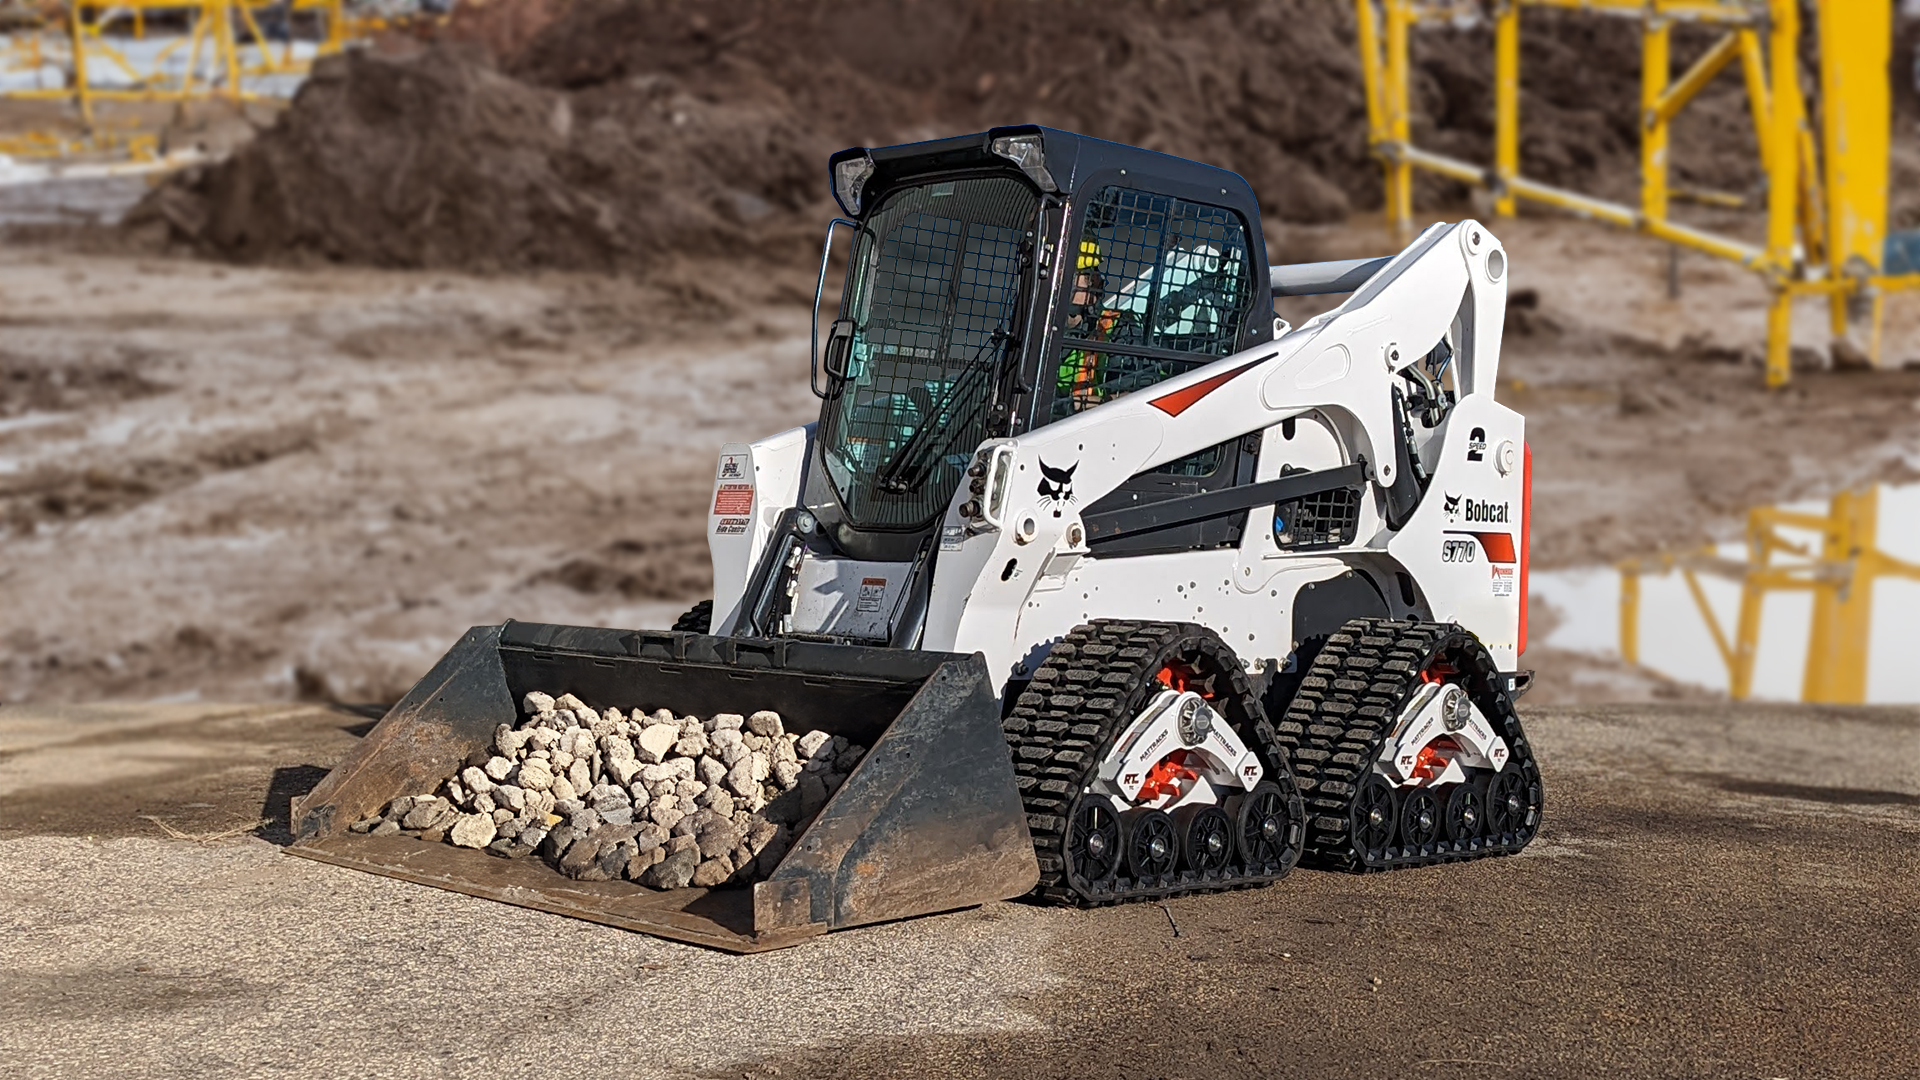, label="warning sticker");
[1490,565,1516,597]
[940,524,966,551]
[712,484,753,516]
[716,453,748,481]
[855,577,889,613]
[714,517,749,535]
